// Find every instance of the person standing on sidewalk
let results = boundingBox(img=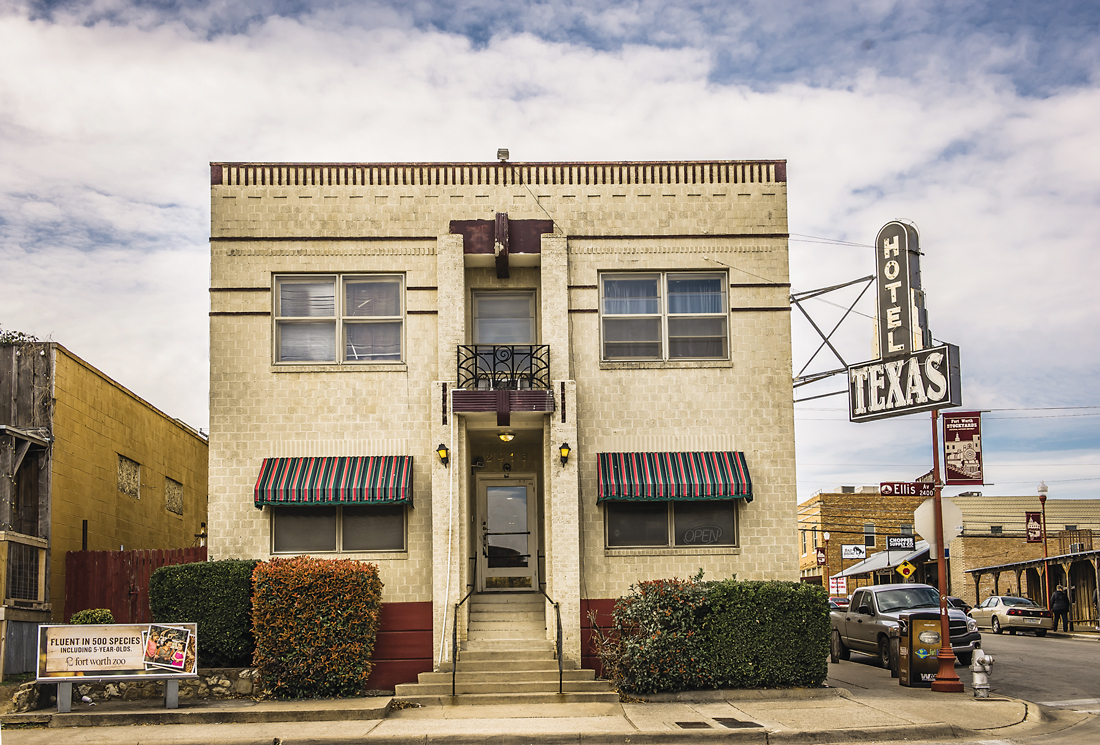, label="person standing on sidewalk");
[1051,585,1071,632]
